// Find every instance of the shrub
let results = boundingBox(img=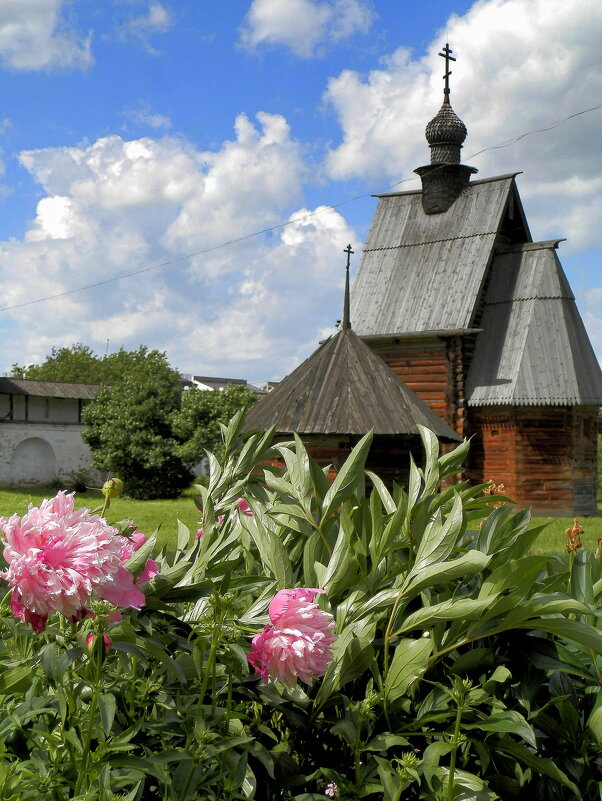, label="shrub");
[0,416,600,799]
